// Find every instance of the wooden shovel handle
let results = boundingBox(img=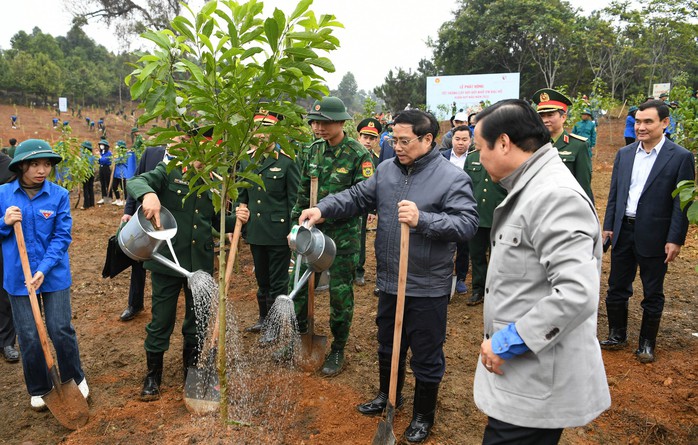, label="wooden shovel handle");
[14,223,56,369]
[207,202,247,350]
[388,223,410,406]
[307,177,318,327]
[224,203,246,295]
